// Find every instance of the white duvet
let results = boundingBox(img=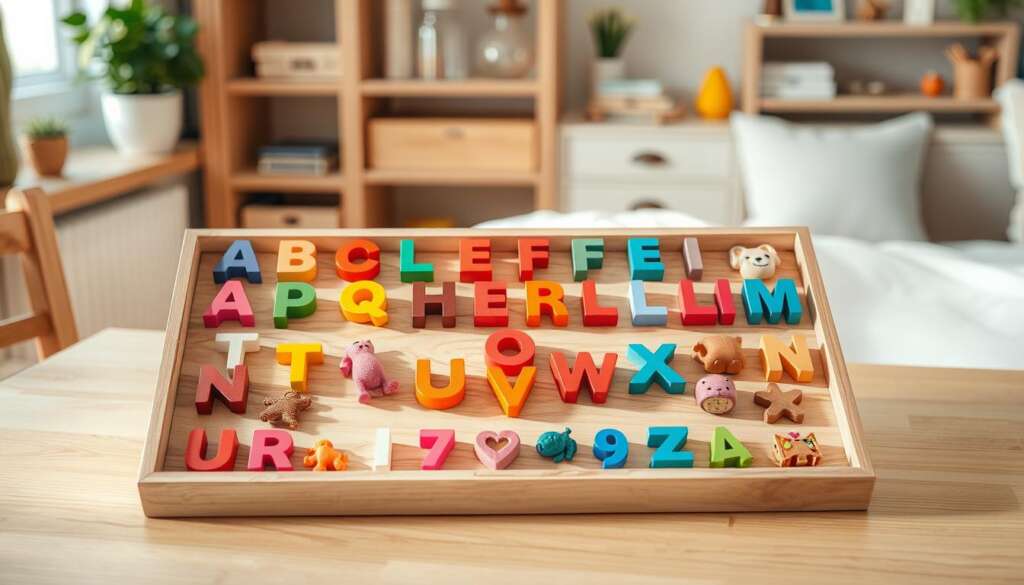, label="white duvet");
[477,210,1024,370]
